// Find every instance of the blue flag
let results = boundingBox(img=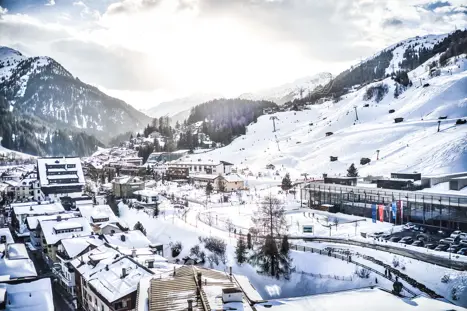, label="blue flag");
[371,204,377,223]
[392,202,397,220]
